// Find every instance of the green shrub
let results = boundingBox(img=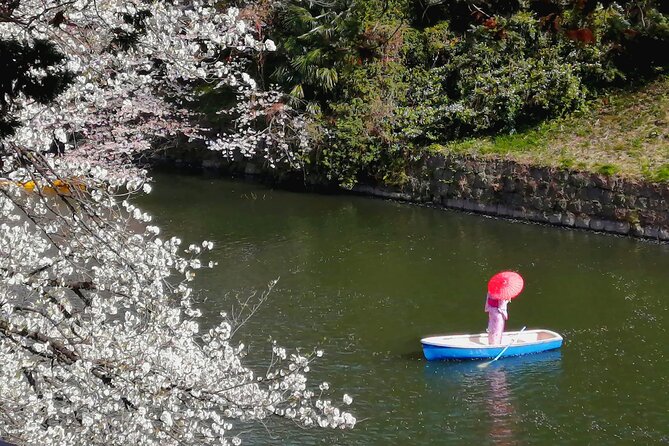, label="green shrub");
[653,164,669,182]
[399,26,427,66]
[261,0,669,187]
[597,164,621,176]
